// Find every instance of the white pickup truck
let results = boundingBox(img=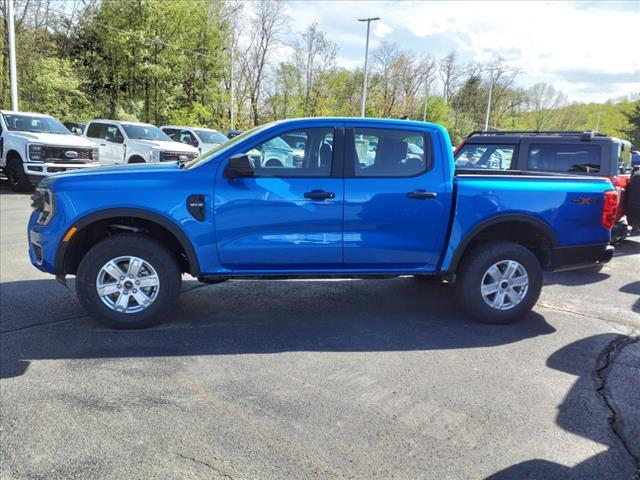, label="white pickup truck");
[0,110,99,192]
[160,125,229,154]
[83,120,199,165]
